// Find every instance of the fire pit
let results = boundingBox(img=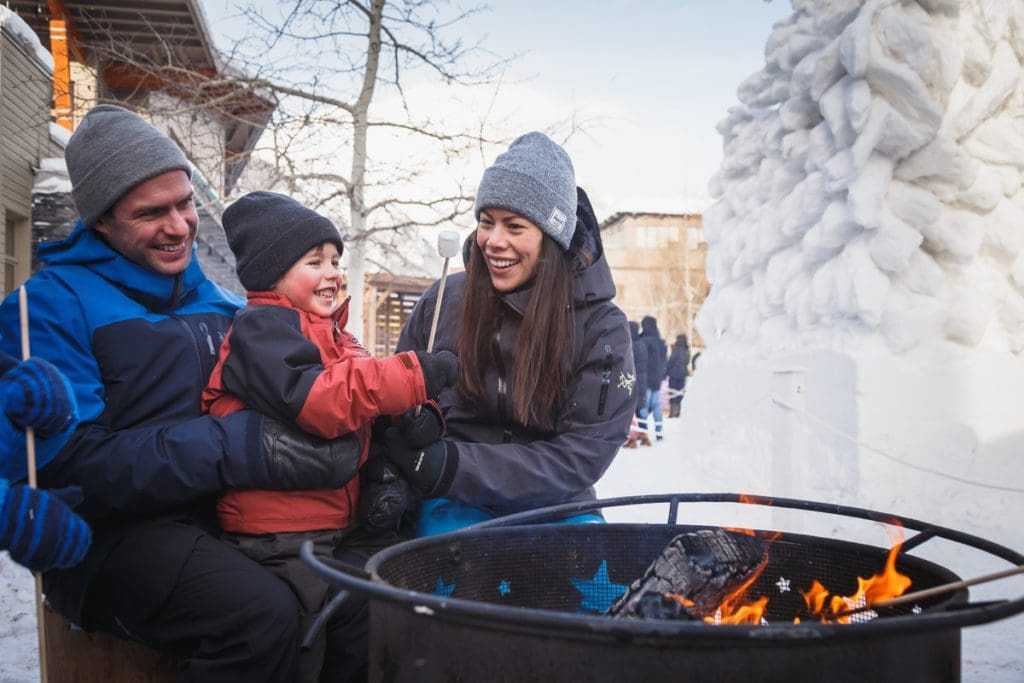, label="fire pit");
[303,493,1024,682]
